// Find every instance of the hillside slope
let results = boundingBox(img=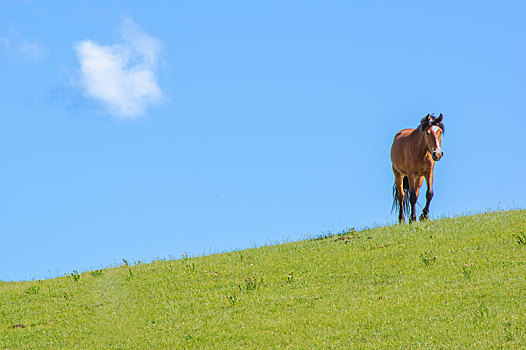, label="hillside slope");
[1,210,525,349]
